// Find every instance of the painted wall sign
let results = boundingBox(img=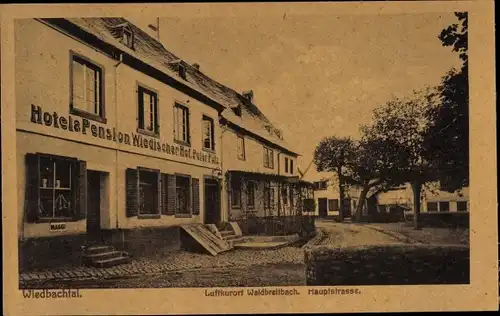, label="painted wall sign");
[30,104,220,165]
[49,222,67,232]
